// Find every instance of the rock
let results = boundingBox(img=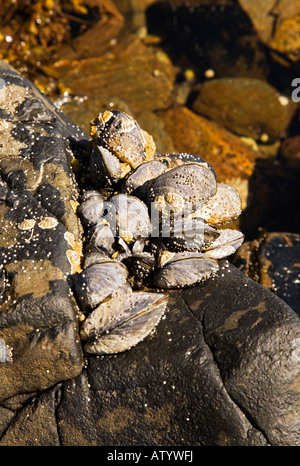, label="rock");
[146,0,269,80]
[0,387,62,446]
[239,0,300,64]
[158,106,260,210]
[280,136,300,173]
[57,0,125,61]
[192,78,297,141]
[134,110,175,154]
[238,156,300,238]
[1,262,299,446]
[0,61,85,402]
[53,38,176,115]
[233,232,300,317]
